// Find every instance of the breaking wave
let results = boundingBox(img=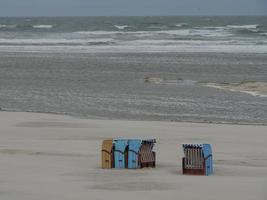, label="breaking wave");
[0,38,113,46]
[33,25,54,29]
[227,24,260,34]
[175,23,188,27]
[74,29,231,38]
[227,24,259,29]
[0,24,17,28]
[114,25,129,30]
